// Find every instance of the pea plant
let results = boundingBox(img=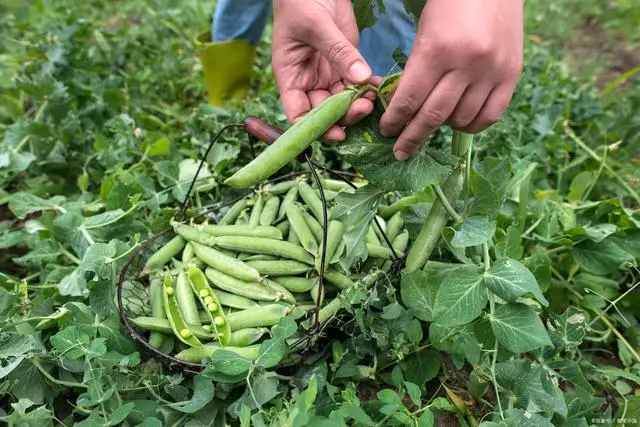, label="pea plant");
[1,1,639,426]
